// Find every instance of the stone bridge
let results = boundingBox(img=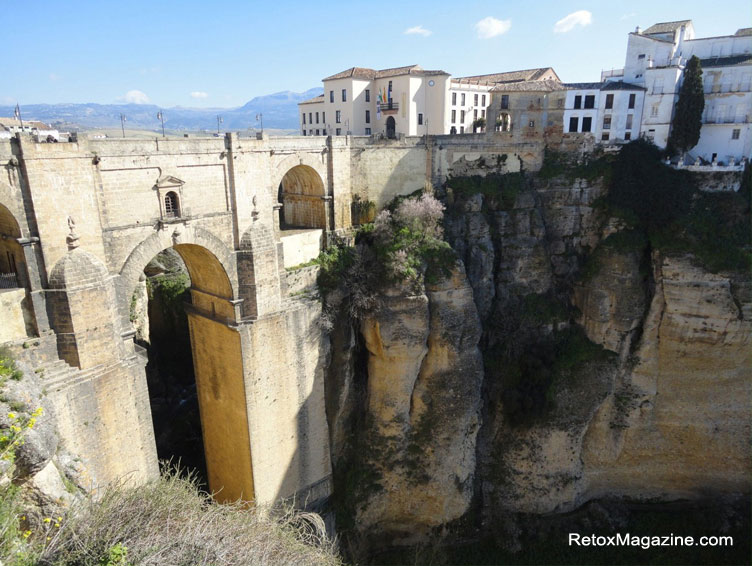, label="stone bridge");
[0,131,550,506]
